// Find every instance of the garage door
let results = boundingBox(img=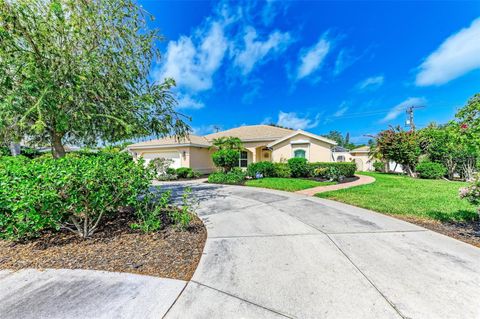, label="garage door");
[142,152,181,169]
